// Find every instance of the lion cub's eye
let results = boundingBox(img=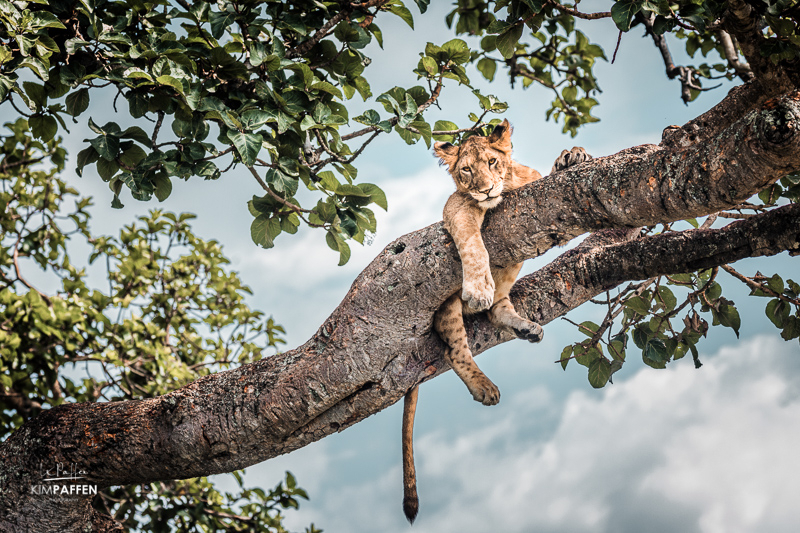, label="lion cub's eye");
[488,158,497,165]
[461,166,471,173]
